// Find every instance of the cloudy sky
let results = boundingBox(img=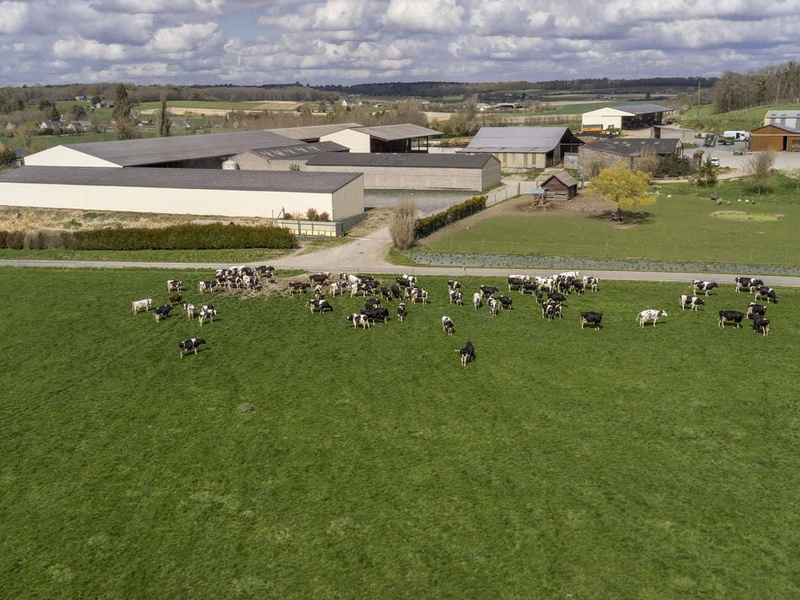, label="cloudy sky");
[1,0,798,87]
